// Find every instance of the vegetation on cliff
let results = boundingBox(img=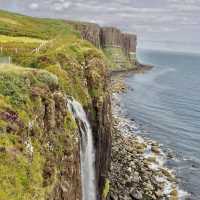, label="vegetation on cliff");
[0,9,111,200]
[68,21,137,71]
